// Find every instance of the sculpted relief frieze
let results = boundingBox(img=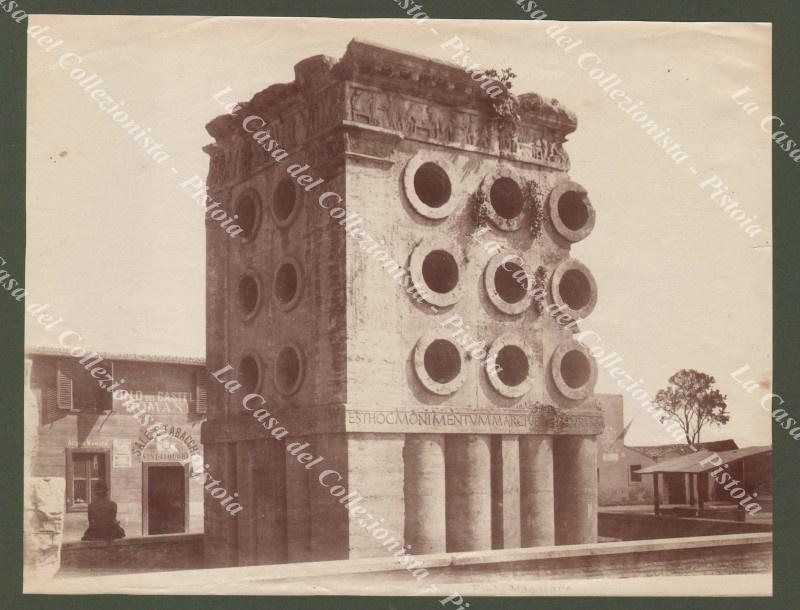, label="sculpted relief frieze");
[207,84,346,188]
[207,82,571,188]
[345,85,570,171]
